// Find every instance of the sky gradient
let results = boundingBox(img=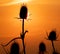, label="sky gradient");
[0,0,60,54]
